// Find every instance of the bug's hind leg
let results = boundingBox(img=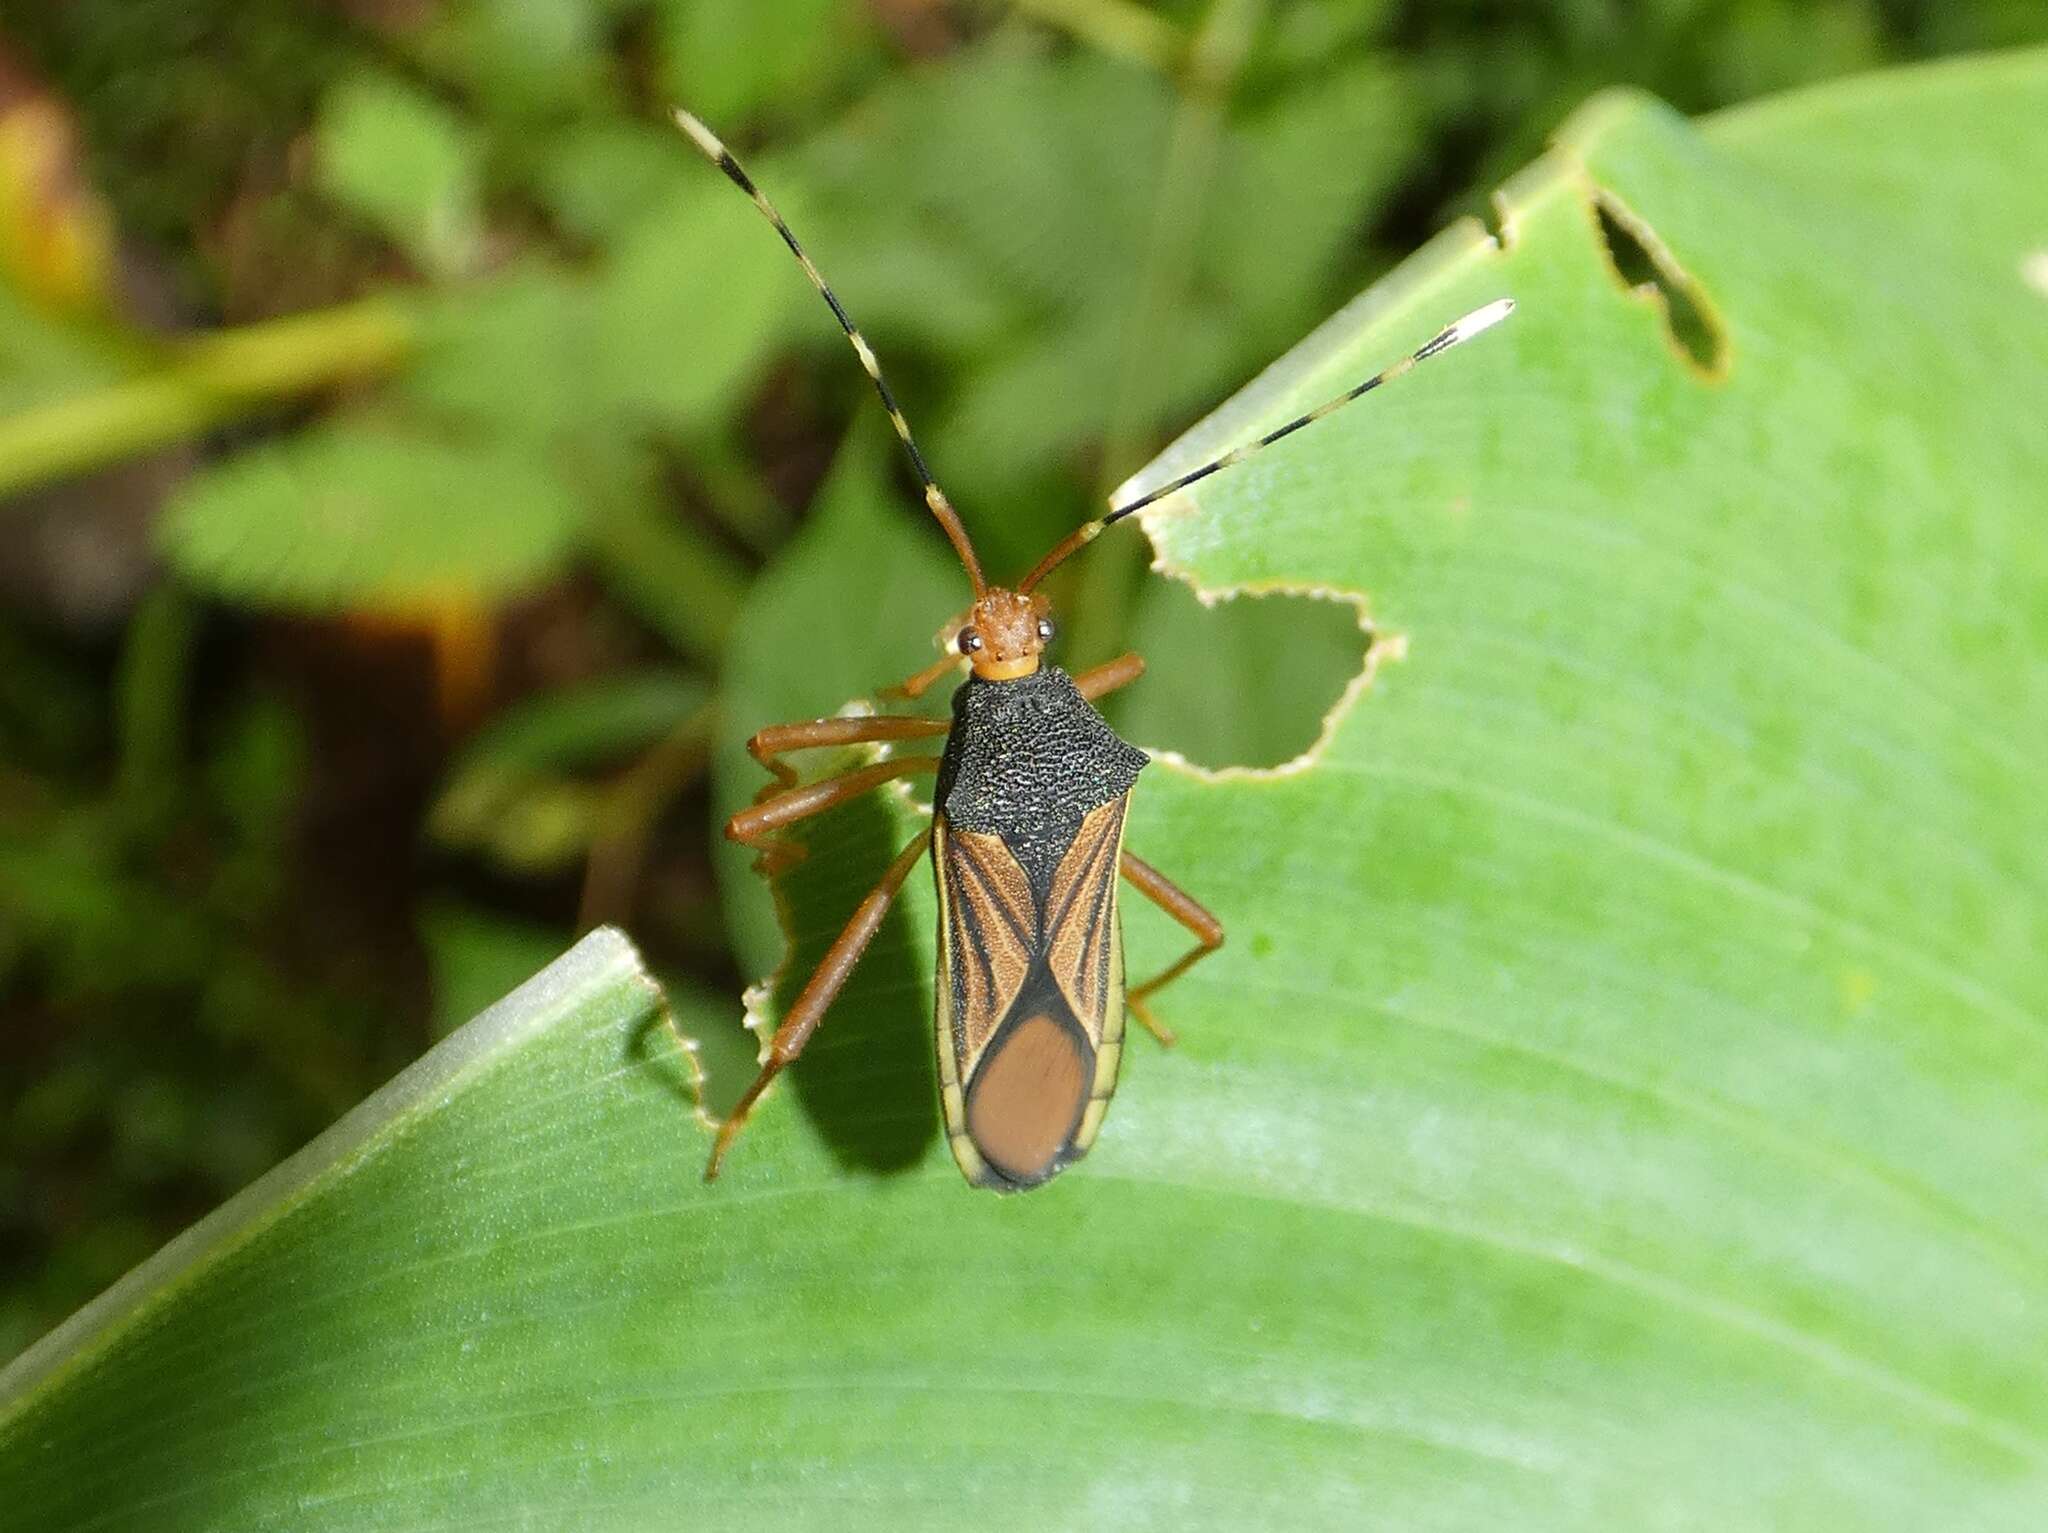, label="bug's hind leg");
[707,829,931,1180]
[1119,851,1224,1047]
[727,754,938,876]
